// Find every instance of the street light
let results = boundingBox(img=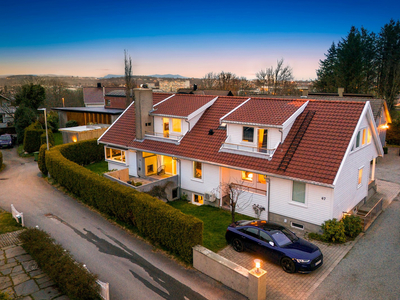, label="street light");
[38,108,49,150]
